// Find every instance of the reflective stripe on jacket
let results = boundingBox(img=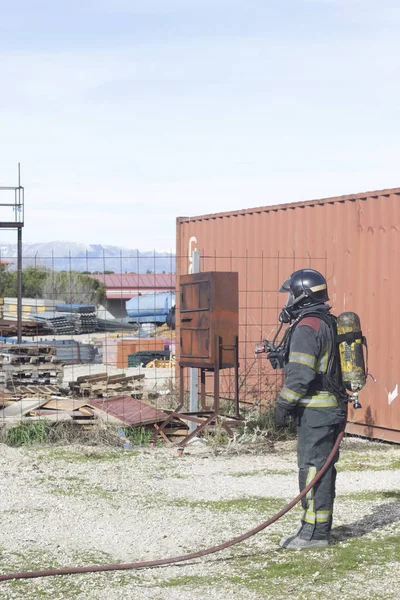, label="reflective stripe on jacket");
[277,307,339,414]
